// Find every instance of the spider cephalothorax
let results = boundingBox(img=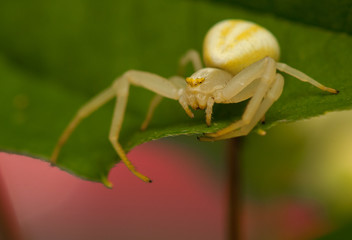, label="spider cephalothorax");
[183,68,230,112]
